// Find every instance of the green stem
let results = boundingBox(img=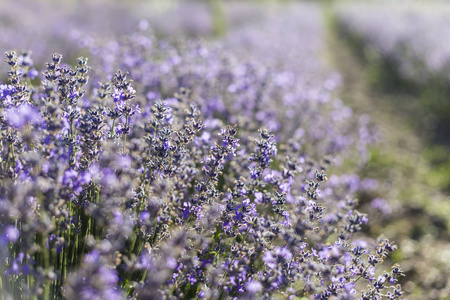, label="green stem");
[110,118,116,136]
[39,233,50,300]
[140,269,148,284]
[353,264,371,284]
[60,246,66,294]
[132,235,143,256]
[69,120,74,168]
[0,275,4,300]
[10,143,15,163]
